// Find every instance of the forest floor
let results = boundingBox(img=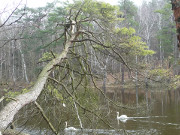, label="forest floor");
[94,72,137,91]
